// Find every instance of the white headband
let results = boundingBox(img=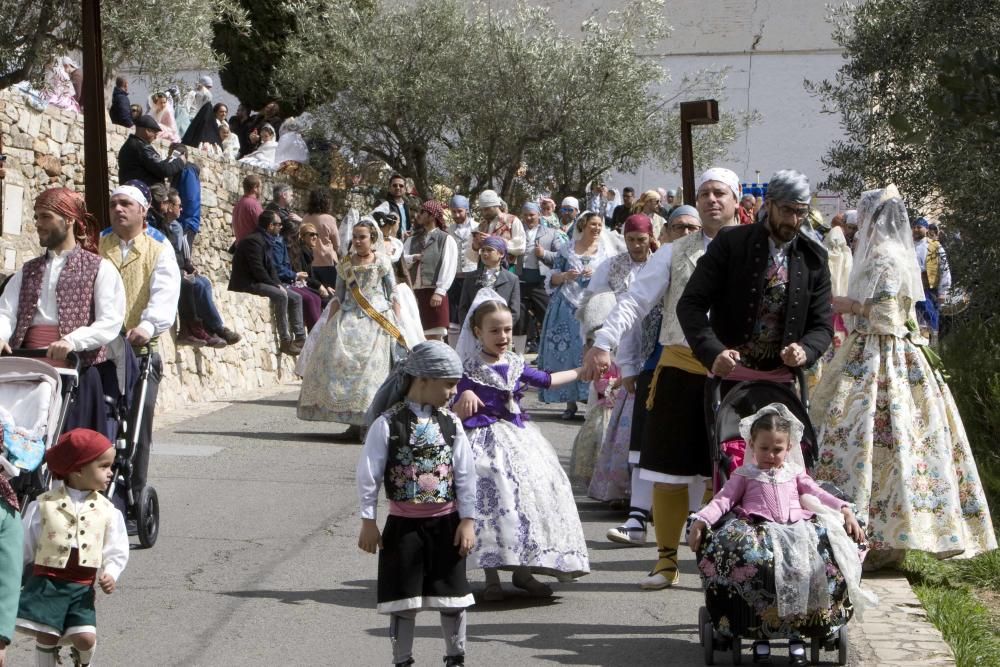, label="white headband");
[111,185,149,209]
[697,168,741,200]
